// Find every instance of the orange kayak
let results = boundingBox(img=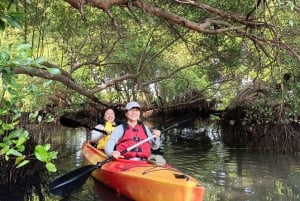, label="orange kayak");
[82,142,205,201]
